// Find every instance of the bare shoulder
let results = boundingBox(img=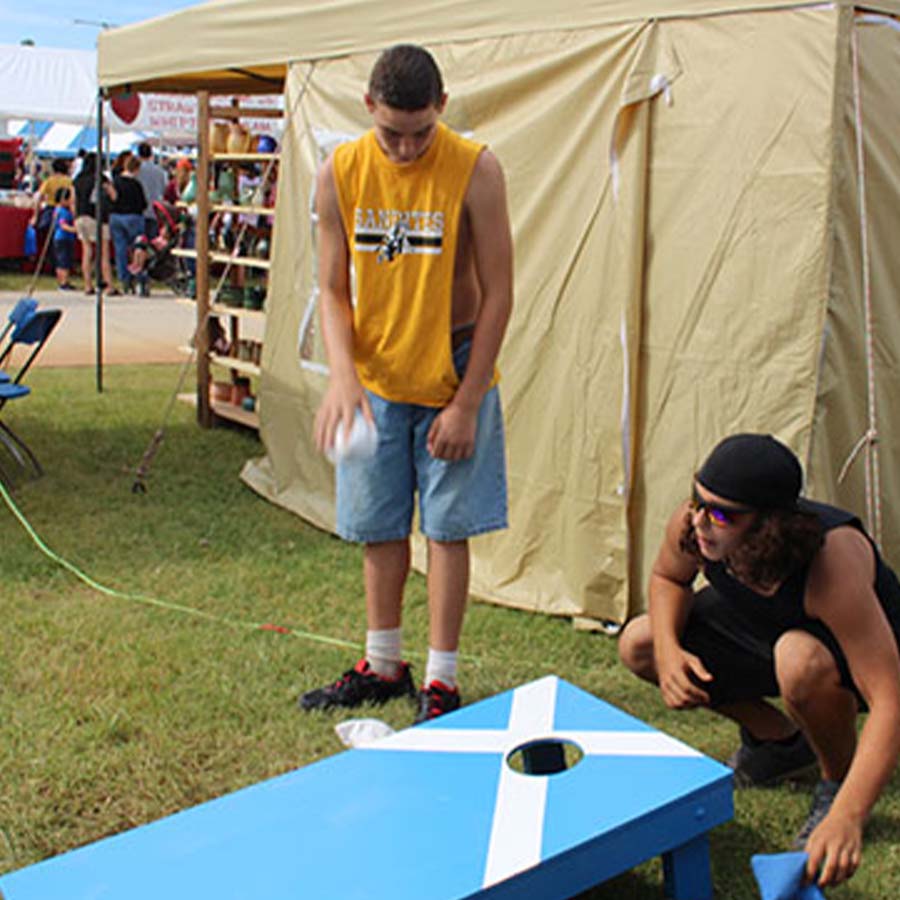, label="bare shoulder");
[805,525,876,613]
[315,154,342,224]
[465,149,508,207]
[810,525,875,581]
[316,153,336,193]
[473,148,506,180]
